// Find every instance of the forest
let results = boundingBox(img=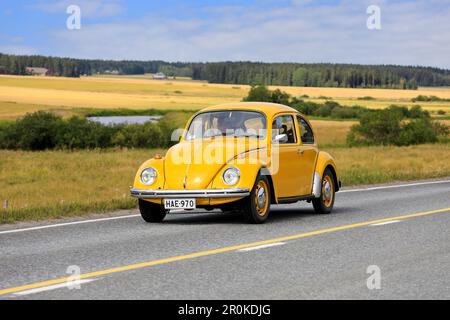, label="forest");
[1,53,450,89]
